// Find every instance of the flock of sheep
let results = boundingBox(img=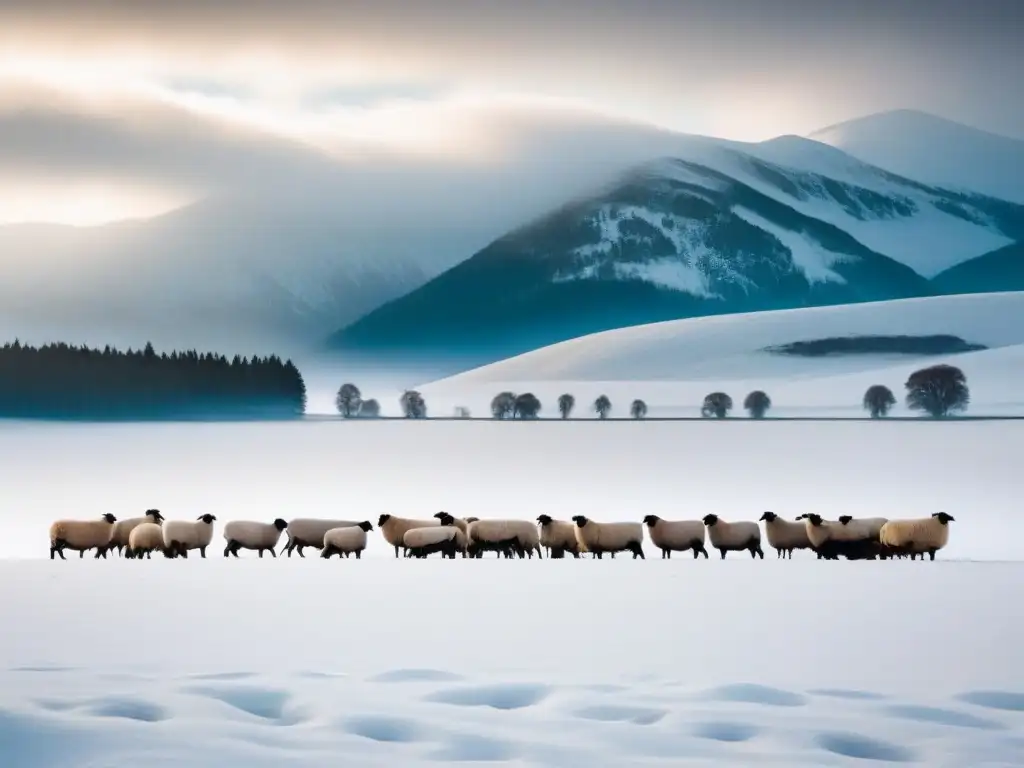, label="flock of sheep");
[47,508,955,561]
